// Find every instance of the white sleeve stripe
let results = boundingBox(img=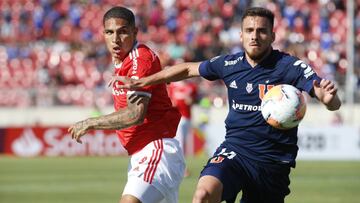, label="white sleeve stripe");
[126,90,152,98]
